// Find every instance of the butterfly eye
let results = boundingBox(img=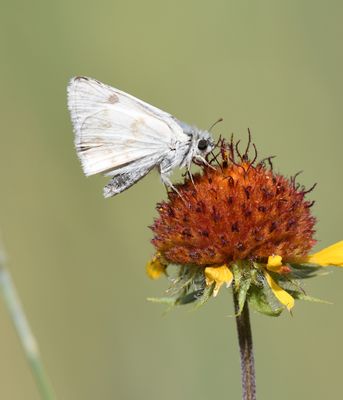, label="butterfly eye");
[198,139,208,151]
